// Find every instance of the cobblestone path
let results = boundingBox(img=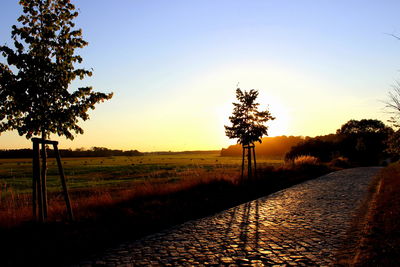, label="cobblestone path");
[76,167,381,266]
